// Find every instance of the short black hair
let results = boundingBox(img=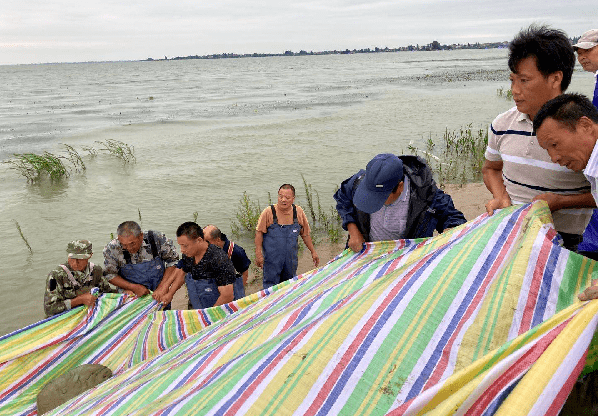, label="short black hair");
[533,93,598,132]
[508,24,575,92]
[176,222,203,239]
[279,184,295,196]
